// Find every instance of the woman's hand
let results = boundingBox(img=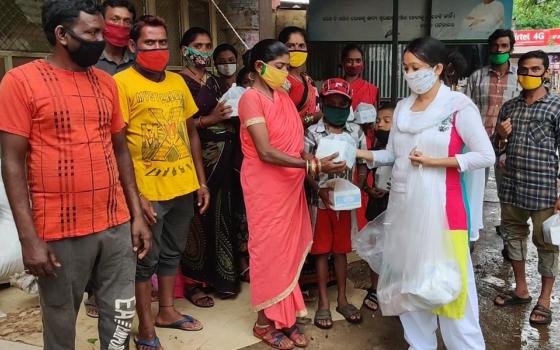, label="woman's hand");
[203,101,233,126]
[409,148,433,167]
[319,153,347,174]
[356,150,373,162]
